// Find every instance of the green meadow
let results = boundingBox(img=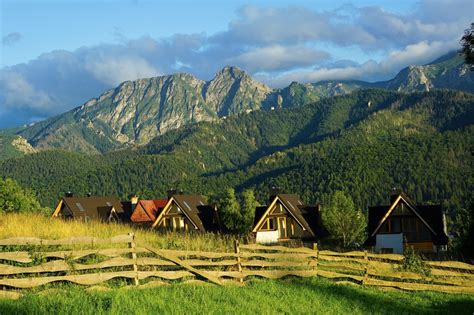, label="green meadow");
[1,277,474,314]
